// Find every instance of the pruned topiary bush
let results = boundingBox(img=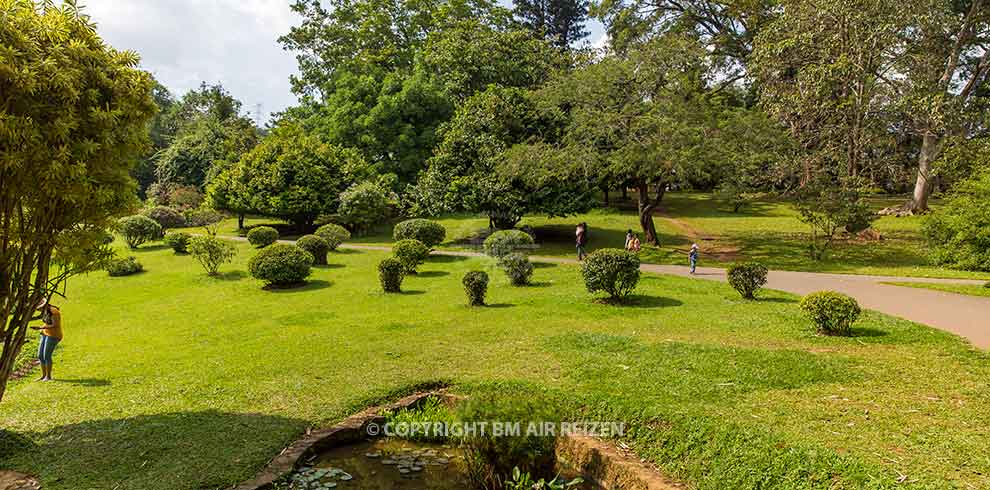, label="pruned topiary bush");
[117,215,162,249]
[498,253,534,286]
[799,291,861,336]
[338,182,391,234]
[378,257,405,293]
[483,230,535,258]
[393,219,446,248]
[107,257,143,277]
[248,244,314,287]
[463,271,489,306]
[188,236,237,276]
[315,223,351,251]
[163,232,192,254]
[296,235,330,265]
[143,206,186,234]
[582,249,640,300]
[727,262,769,299]
[393,239,430,274]
[247,226,279,248]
